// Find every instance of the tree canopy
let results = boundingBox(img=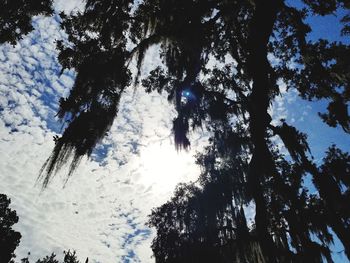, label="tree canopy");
[0,0,53,45]
[1,0,350,262]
